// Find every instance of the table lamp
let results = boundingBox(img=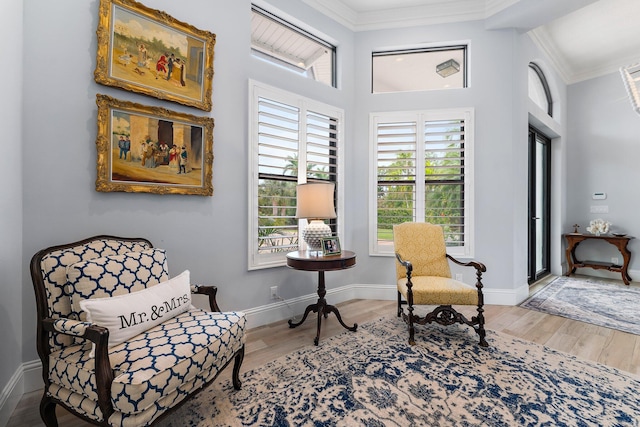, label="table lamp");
[295,182,336,253]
